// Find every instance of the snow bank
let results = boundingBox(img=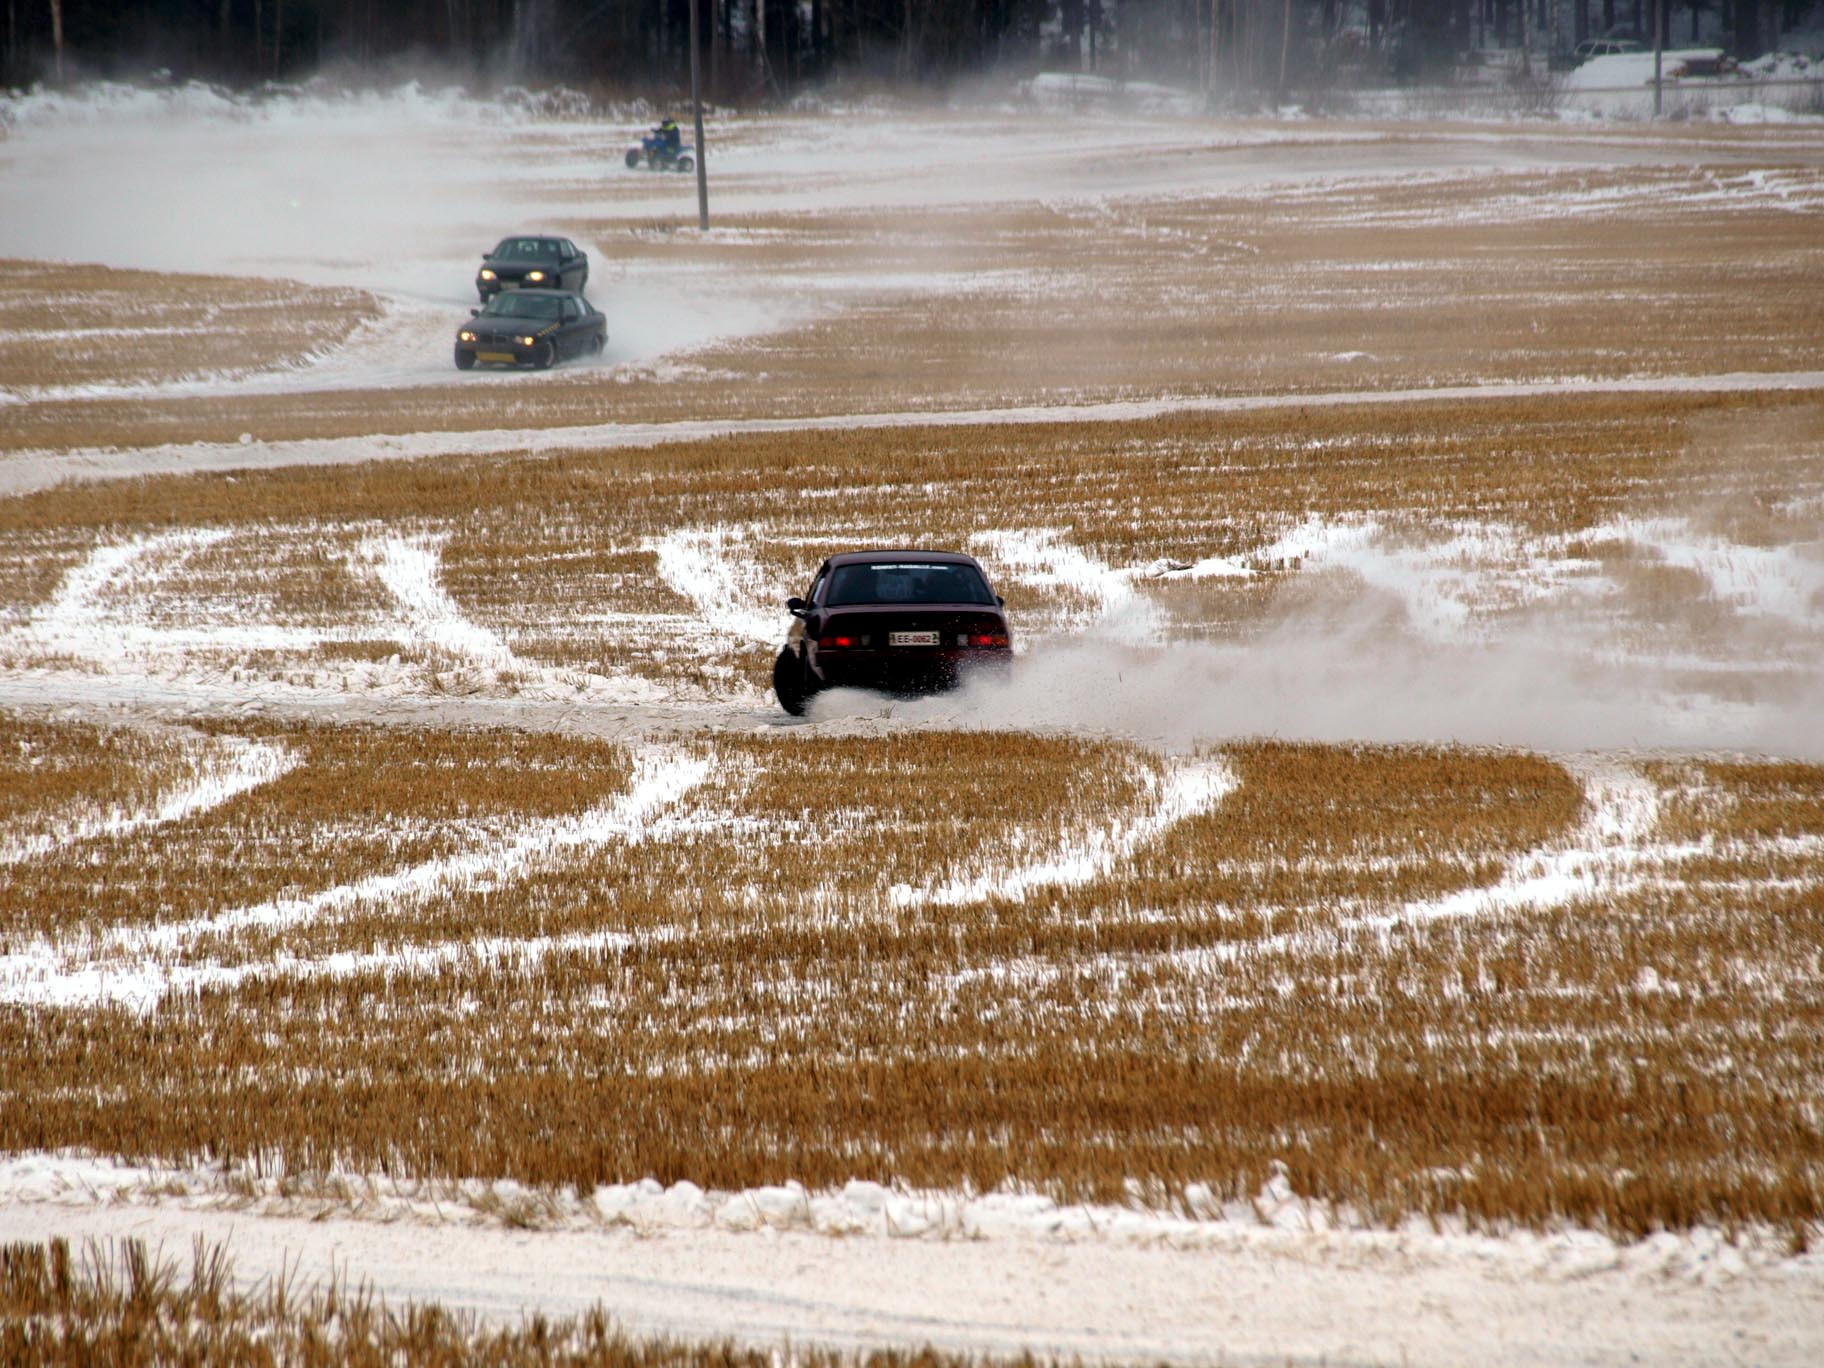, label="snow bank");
[4,1150,1818,1284]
